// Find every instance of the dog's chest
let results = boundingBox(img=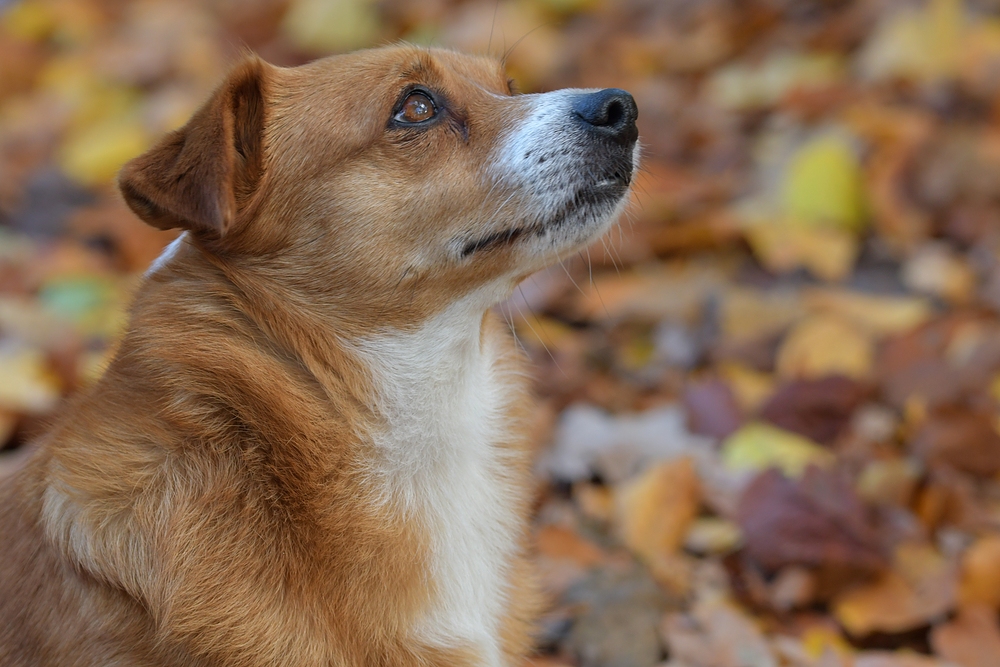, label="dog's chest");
[358,306,522,665]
